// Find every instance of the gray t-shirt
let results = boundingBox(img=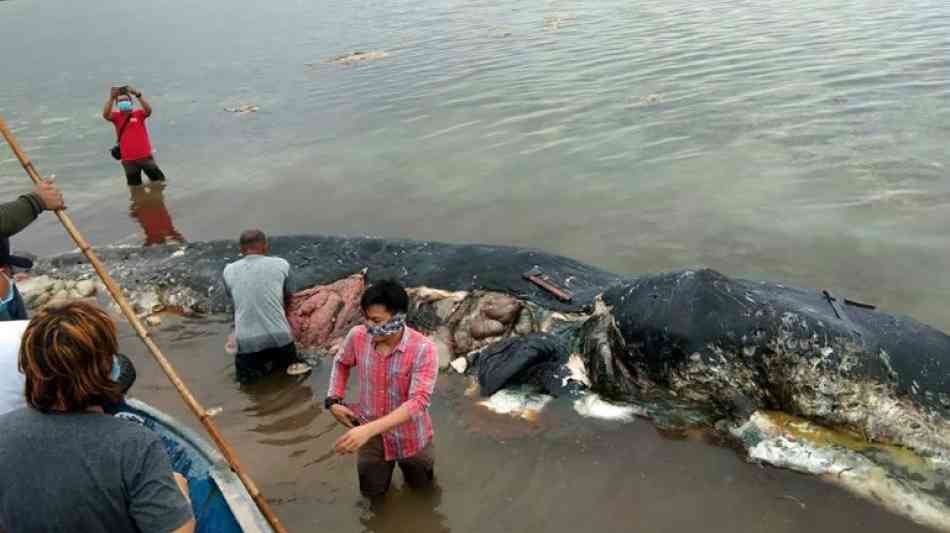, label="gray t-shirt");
[0,408,193,533]
[222,254,295,354]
